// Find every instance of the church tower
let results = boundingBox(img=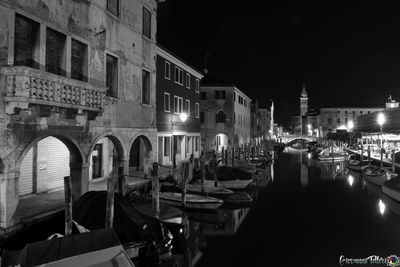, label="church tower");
[300,83,308,116]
